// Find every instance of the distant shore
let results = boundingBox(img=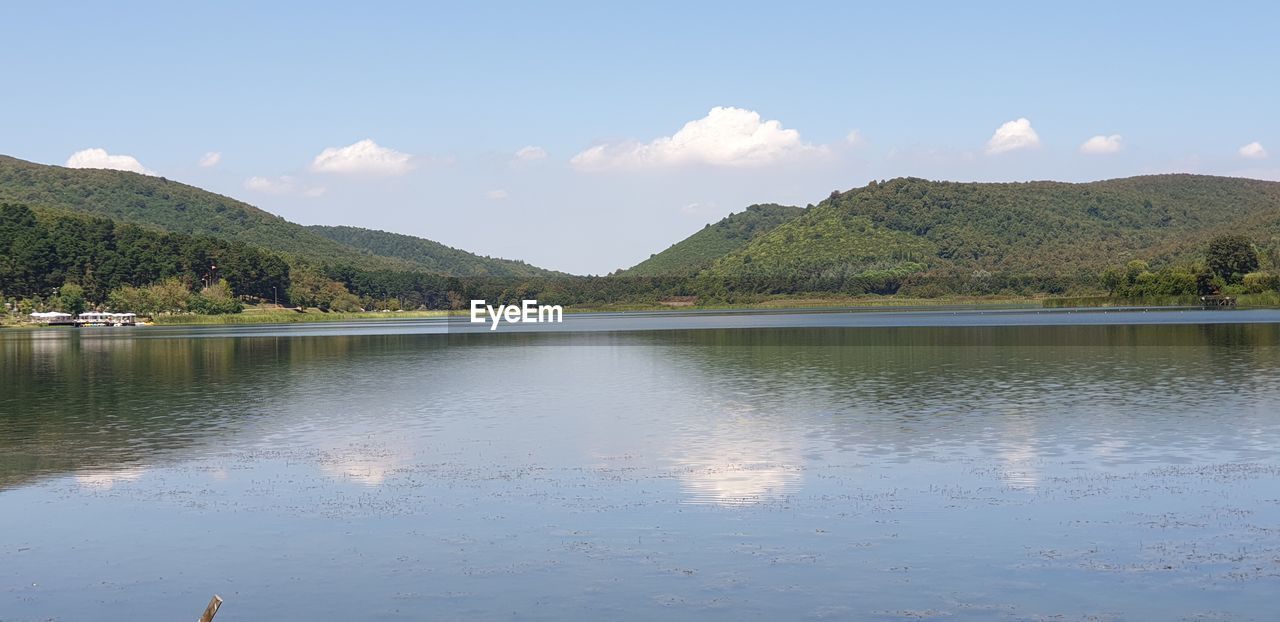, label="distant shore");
[6,292,1279,329]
